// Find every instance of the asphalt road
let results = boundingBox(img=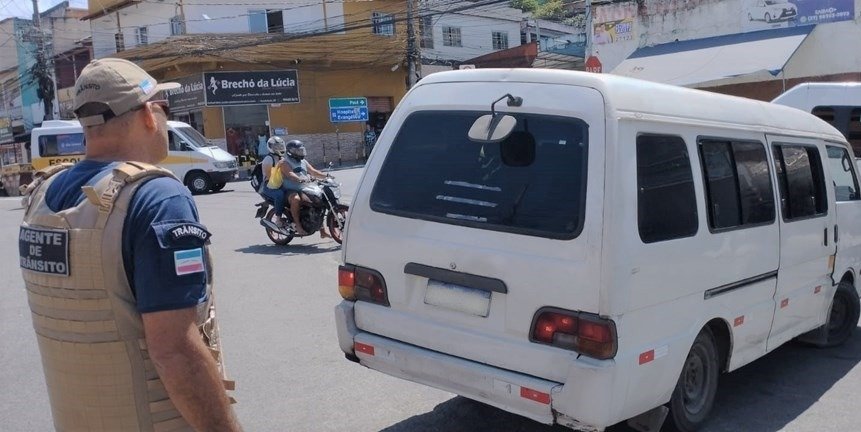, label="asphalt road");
[2,166,861,431]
